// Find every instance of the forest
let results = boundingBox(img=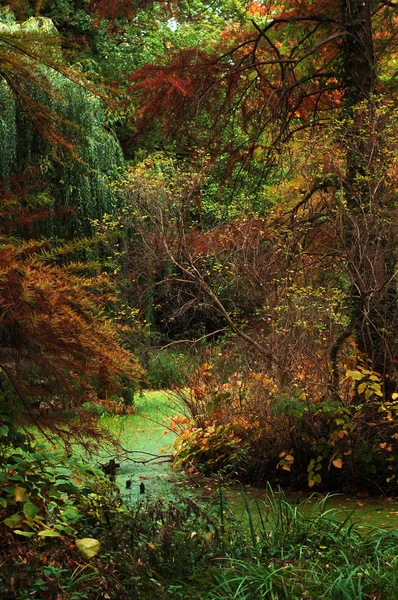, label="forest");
[1,0,398,598]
